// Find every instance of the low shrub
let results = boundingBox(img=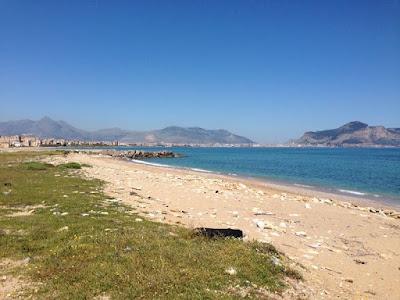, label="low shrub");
[23,161,54,170]
[57,162,82,169]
